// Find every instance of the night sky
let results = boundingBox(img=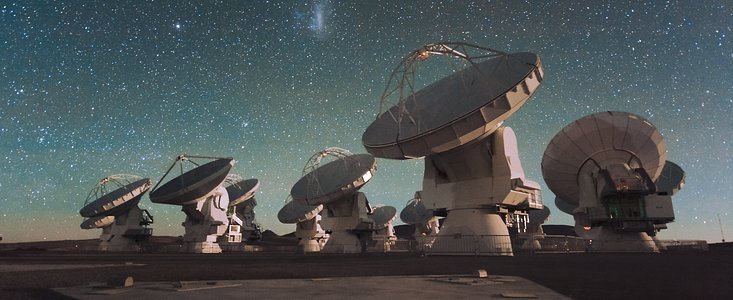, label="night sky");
[1,1,731,243]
